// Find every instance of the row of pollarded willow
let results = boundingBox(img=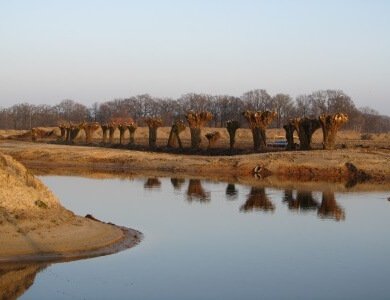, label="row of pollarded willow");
[58,118,136,145]
[53,110,348,151]
[56,112,215,149]
[283,113,349,150]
